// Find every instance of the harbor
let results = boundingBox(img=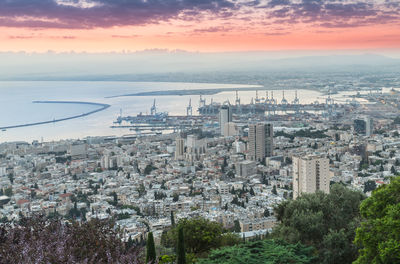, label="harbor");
[111,90,360,133]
